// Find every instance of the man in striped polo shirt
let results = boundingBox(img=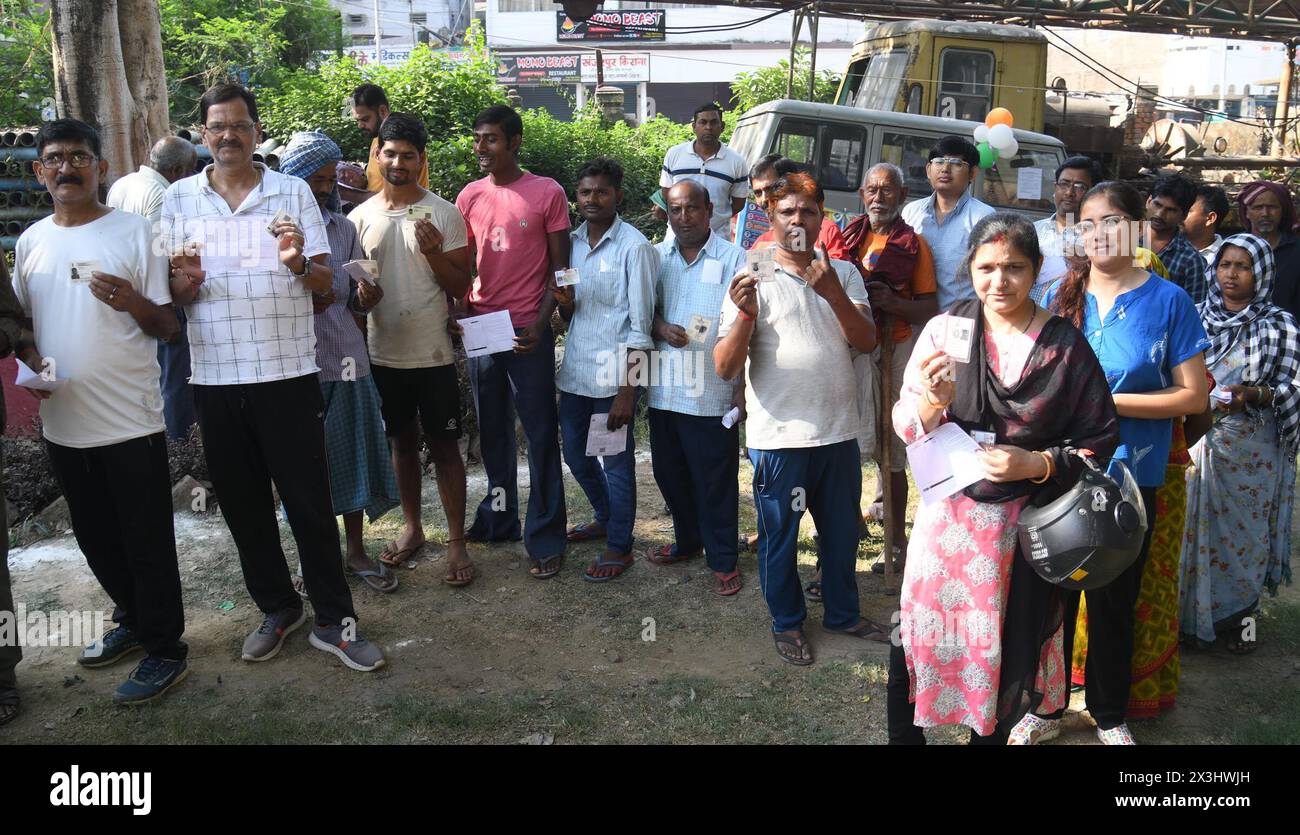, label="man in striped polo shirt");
[659,103,749,241]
